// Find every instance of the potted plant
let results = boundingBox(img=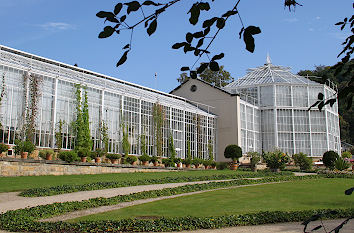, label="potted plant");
[183,158,192,168]
[162,158,175,167]
[15,140,36,159]
[192,158,202,169]
[210,160,217,169]
[39,149,54,161]
[224,144,242,170]
[139,154,151,166]
[150,155,159,166]
[106,153,121,164]
[77,148,91,162]
[58,150,78,163]
[250,152,261,172]
[202,159,210,169]
[0,143,9,157]
[91,148,106,163]
[126,155,137,165]
[174,157,182,168]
